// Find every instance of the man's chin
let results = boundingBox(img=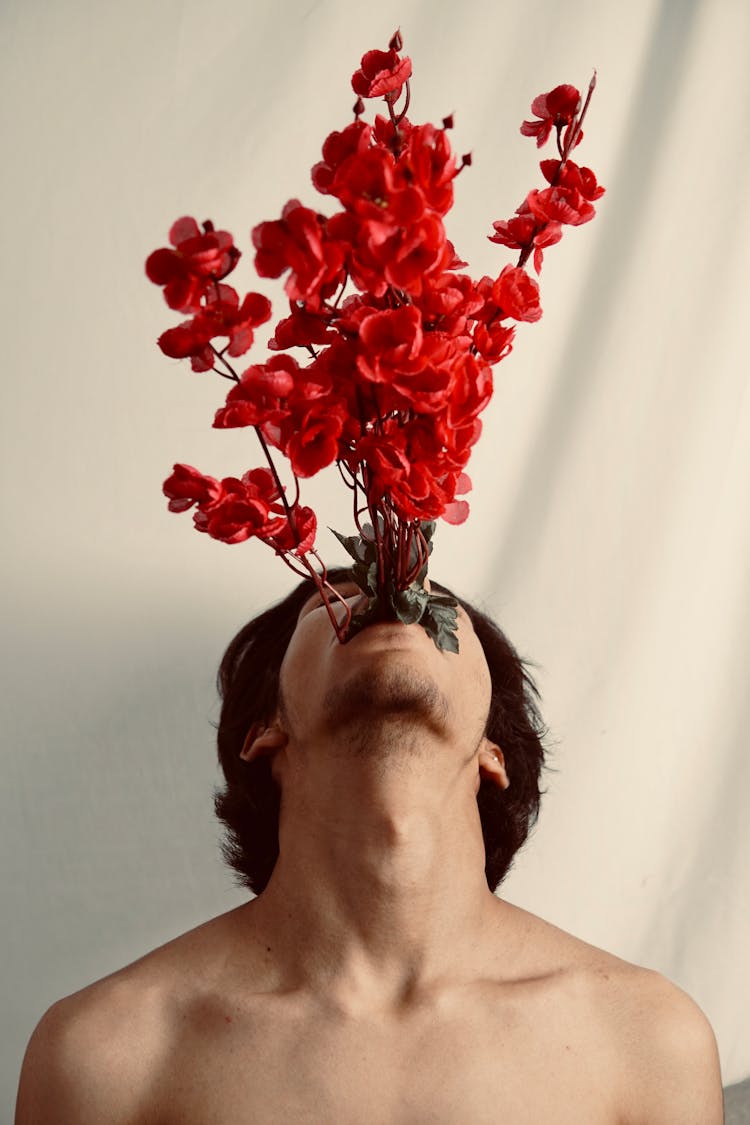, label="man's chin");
[321,661,448,750]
